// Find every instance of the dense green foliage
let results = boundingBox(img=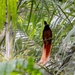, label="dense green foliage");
[0,58,42,75]
[0,0,75,75]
